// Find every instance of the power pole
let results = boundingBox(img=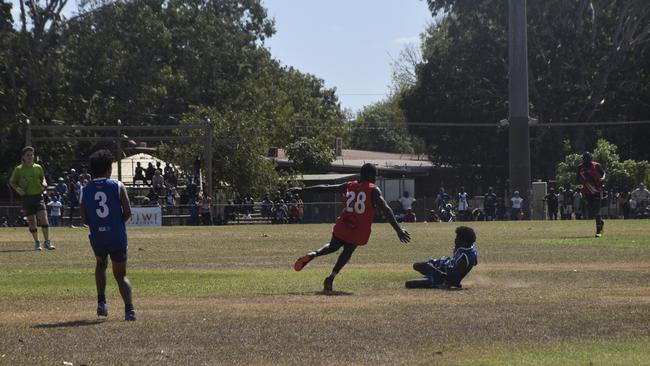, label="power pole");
[508,0,531,219]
